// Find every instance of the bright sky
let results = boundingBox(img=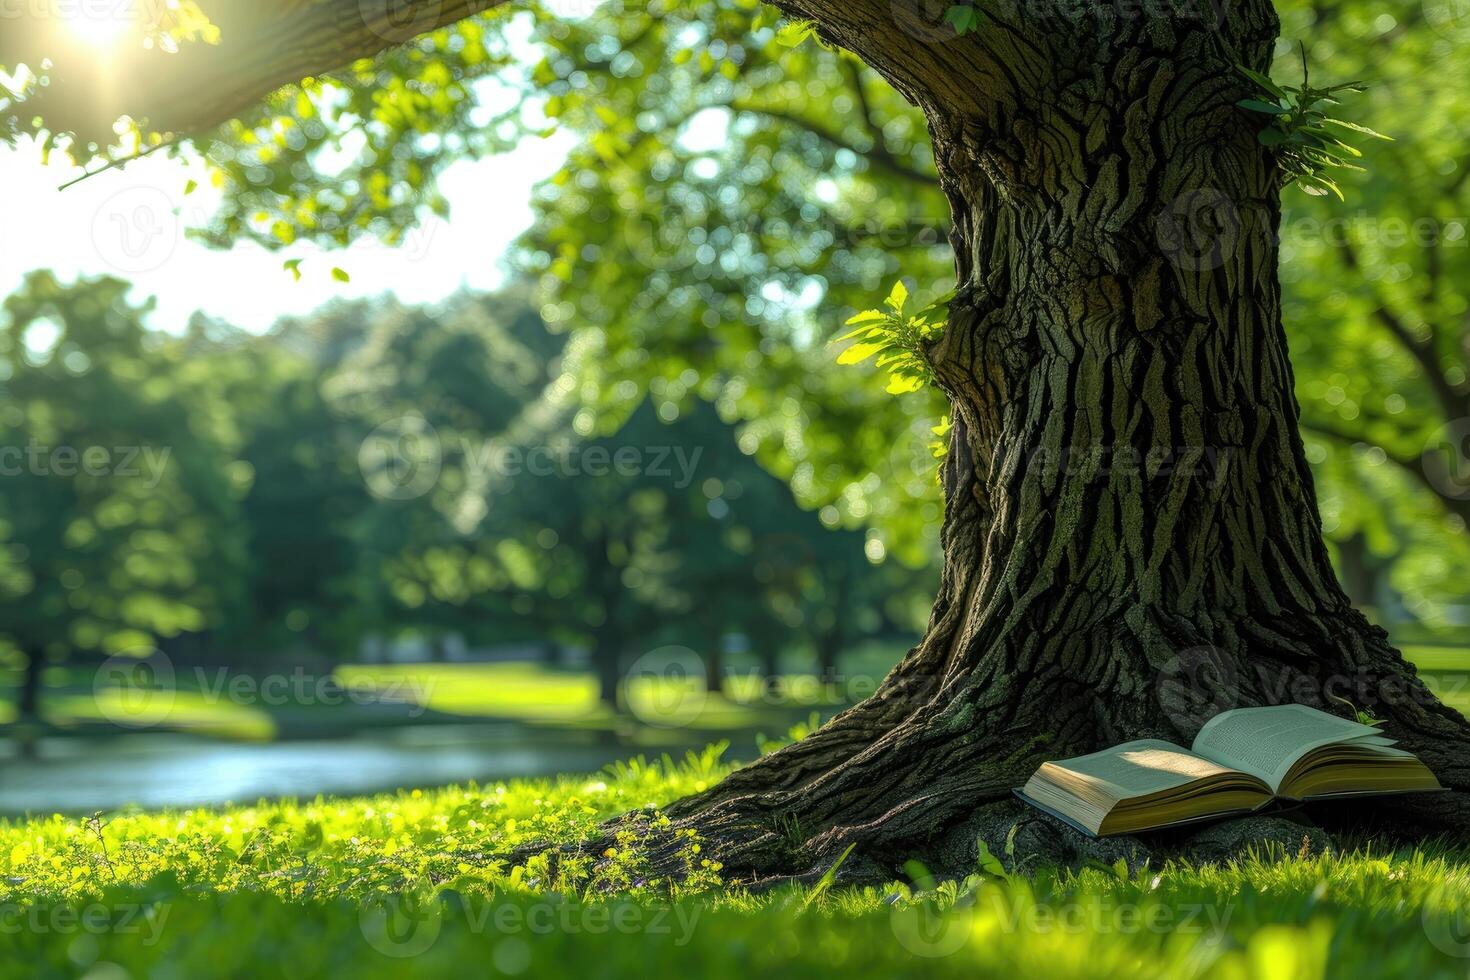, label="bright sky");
[0,4,736,336]
[0,129,575,334]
